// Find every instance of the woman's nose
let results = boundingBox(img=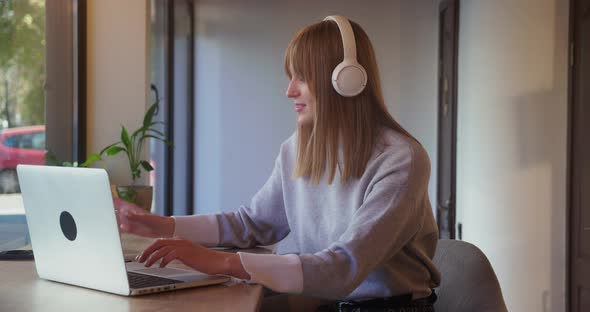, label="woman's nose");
[286,80,300,98]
